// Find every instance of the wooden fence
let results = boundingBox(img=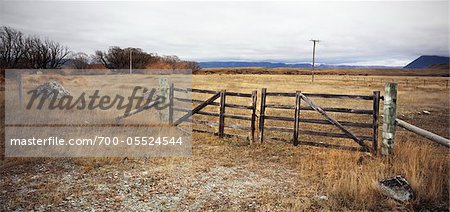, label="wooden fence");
[169,83,381,152]
[259,89,381,152]
[114,81,448,155]
[170,85,258,142]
